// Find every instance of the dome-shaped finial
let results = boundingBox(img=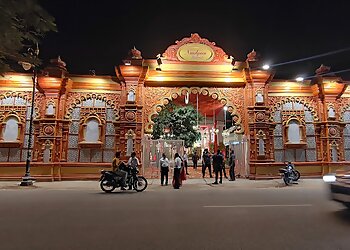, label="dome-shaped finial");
[247,49,257,62]
[315,64,331,75]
